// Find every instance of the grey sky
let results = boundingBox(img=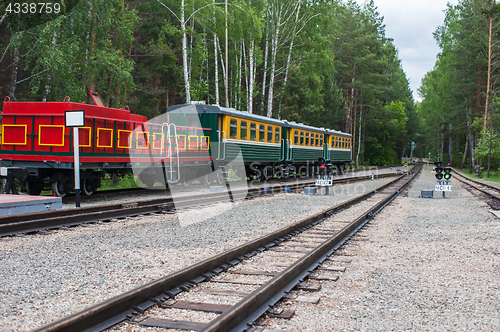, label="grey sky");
[357,0,459,102]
